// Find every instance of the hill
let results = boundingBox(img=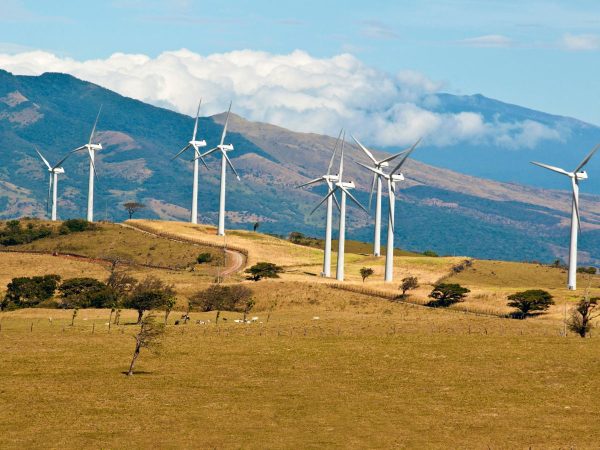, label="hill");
[1,70,600,263]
